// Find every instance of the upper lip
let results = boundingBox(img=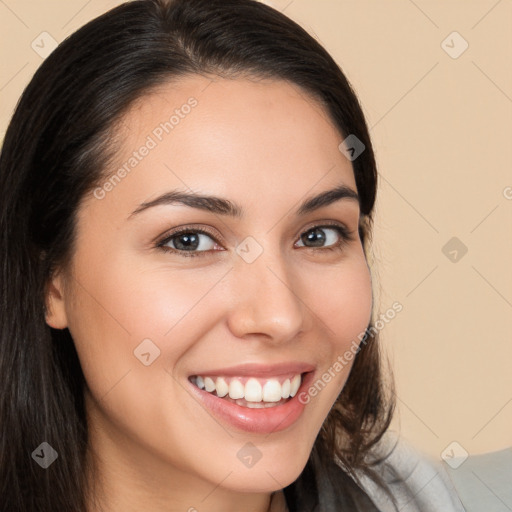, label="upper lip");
[189,361,316,378]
